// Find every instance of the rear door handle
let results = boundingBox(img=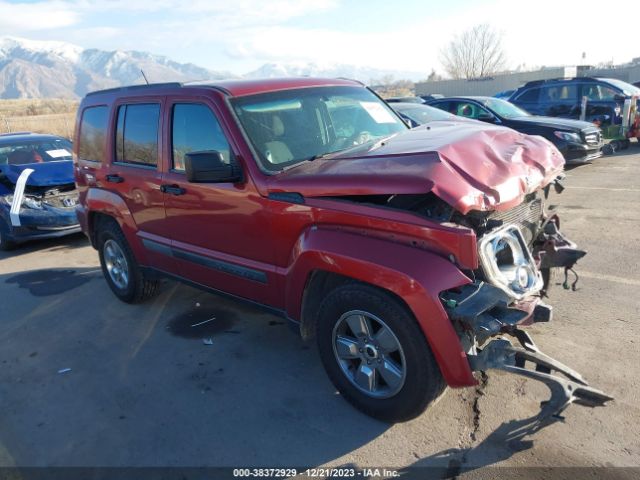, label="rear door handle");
[160,184,186,195]
[105,174,124,183]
